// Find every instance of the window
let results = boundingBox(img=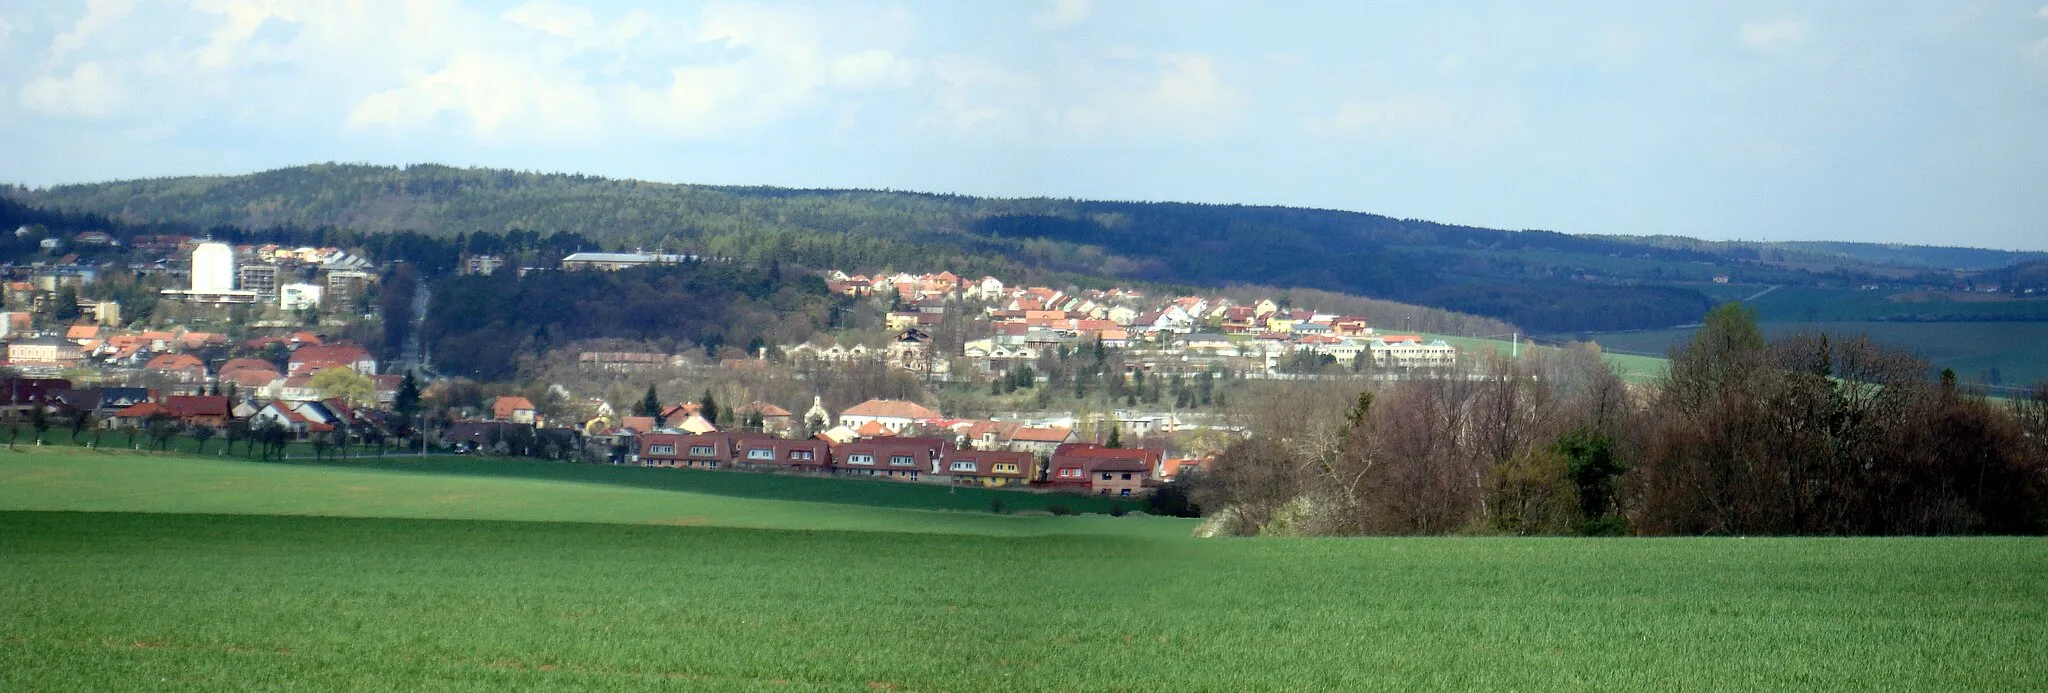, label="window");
[993,463,1019,474]
[844,454,872,465]
[648,444,675,455]
[949,461,978,472]
[1101,472,1113,480]
[1120,489,1131,497]
[889,455,915,467]
[688,445,715,456]
[746,448,774,460]
[1121,473,1132,480]
[1059,468,1083,478]
[789,449,814,461]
